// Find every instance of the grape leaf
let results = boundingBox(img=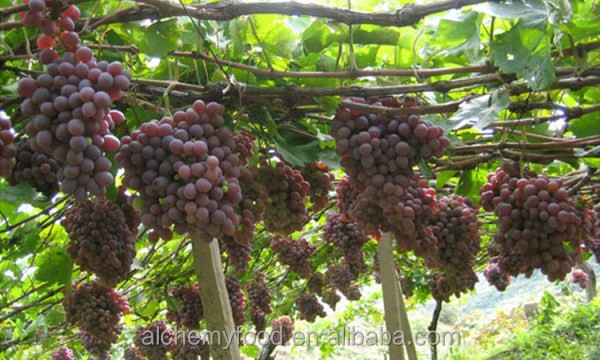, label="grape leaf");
[448,91,510,130]
[35,248,73,285]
